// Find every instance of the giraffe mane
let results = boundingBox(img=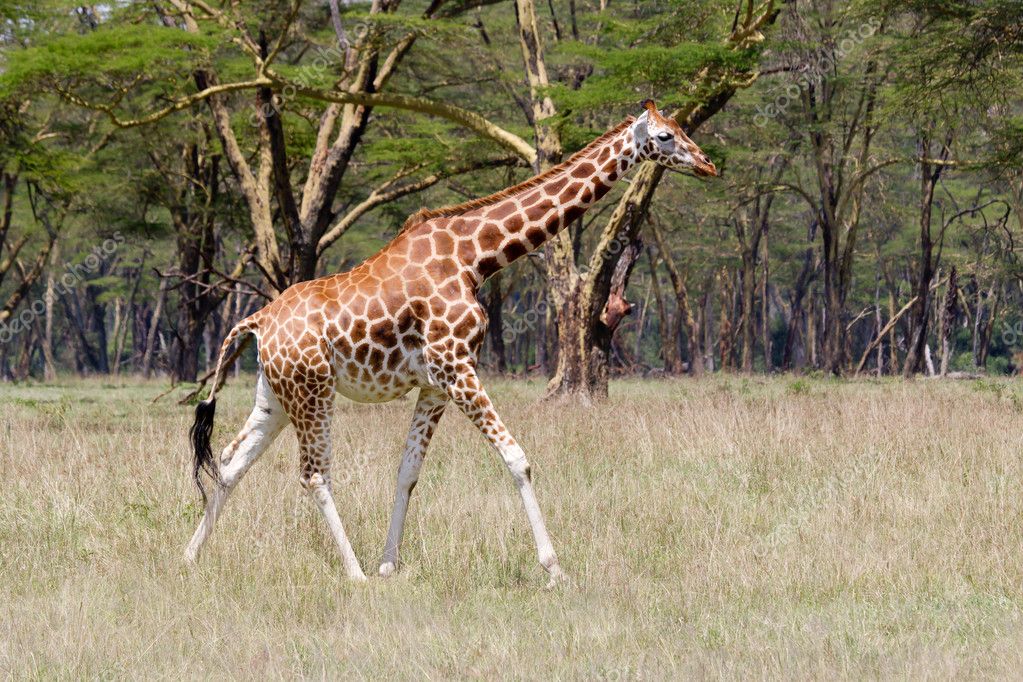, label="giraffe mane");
[399,117,636,232]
